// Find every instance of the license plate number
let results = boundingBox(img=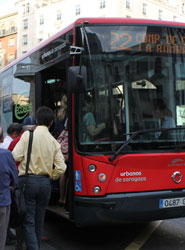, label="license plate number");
[160,197,185,208]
